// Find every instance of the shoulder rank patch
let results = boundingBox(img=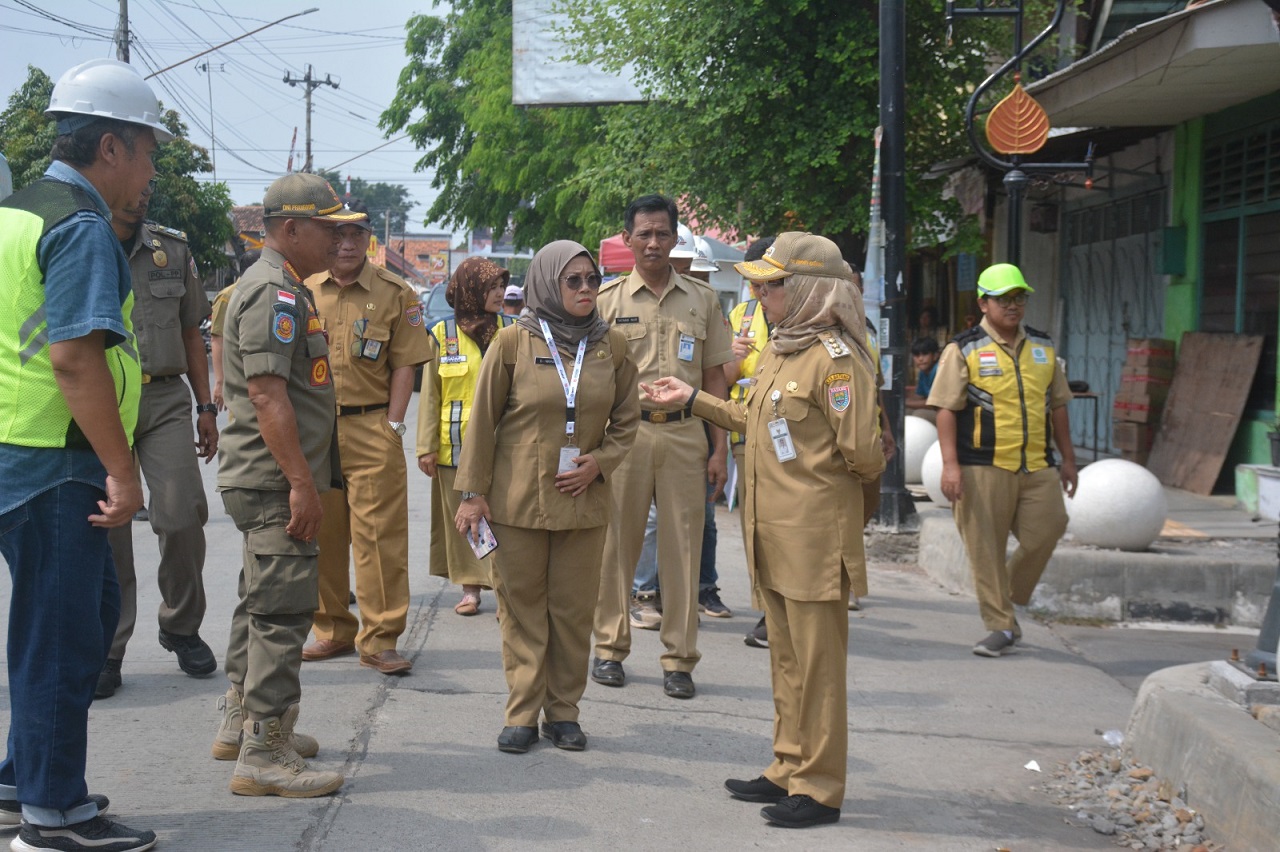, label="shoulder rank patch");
[273,310,296,344]
[189,255,199,280]
[153,224,188,241]
[406,303,423,327]
[827,374,851,411]
[818,331,851,359]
